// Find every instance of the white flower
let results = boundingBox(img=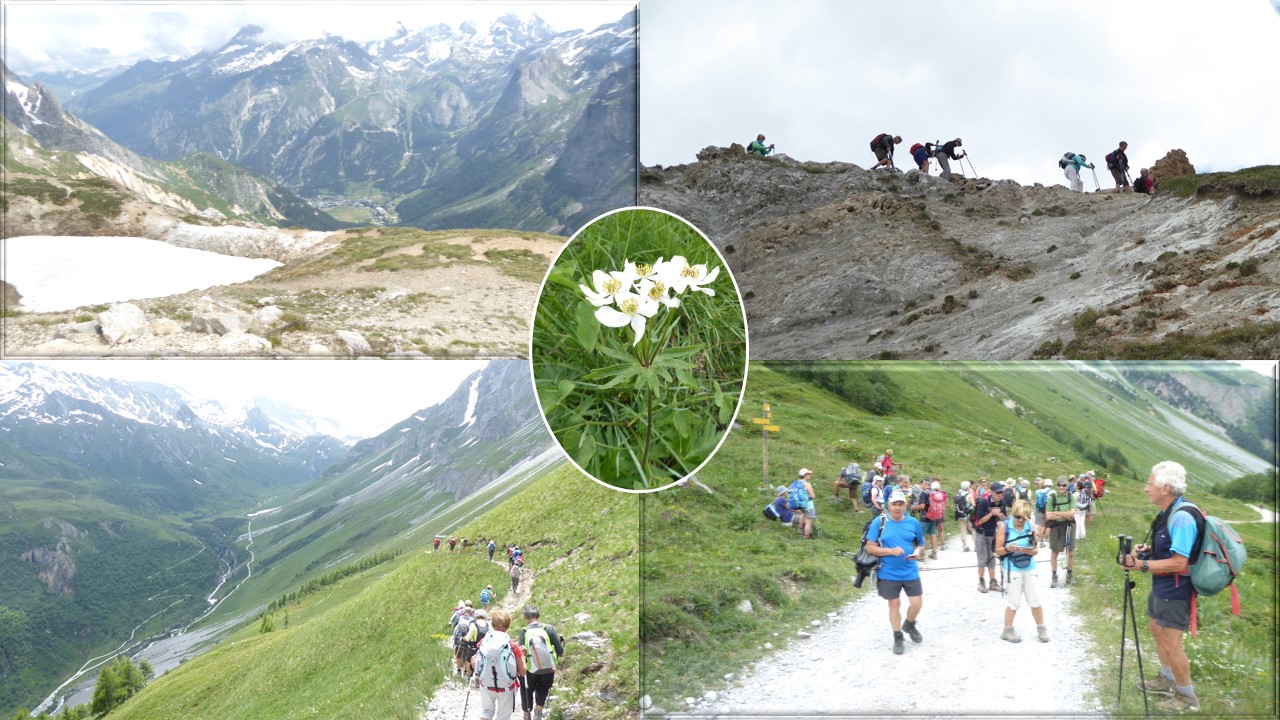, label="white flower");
[594,291,659,346]
[637,277,680,309]
[659,255,721,297]
[581,263,641,306]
